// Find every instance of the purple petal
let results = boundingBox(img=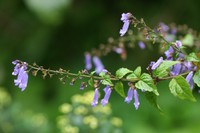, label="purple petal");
[124,87,134,103]
[93,56,104,74]
[91,88,99,107]
[175,40,182,48]
[159,22,169,33]
[170,64,182,76]
[120,20,130,36]
[121,13,129,22]
[186,71,194,89]
[138,41,146,49]
[151,57,163,70]
[85,53,92,70]
[101,87,112,106]
[13,61,28,91]
[164,46,174,60]
[113,47,123,54]
[133,90,140,110]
